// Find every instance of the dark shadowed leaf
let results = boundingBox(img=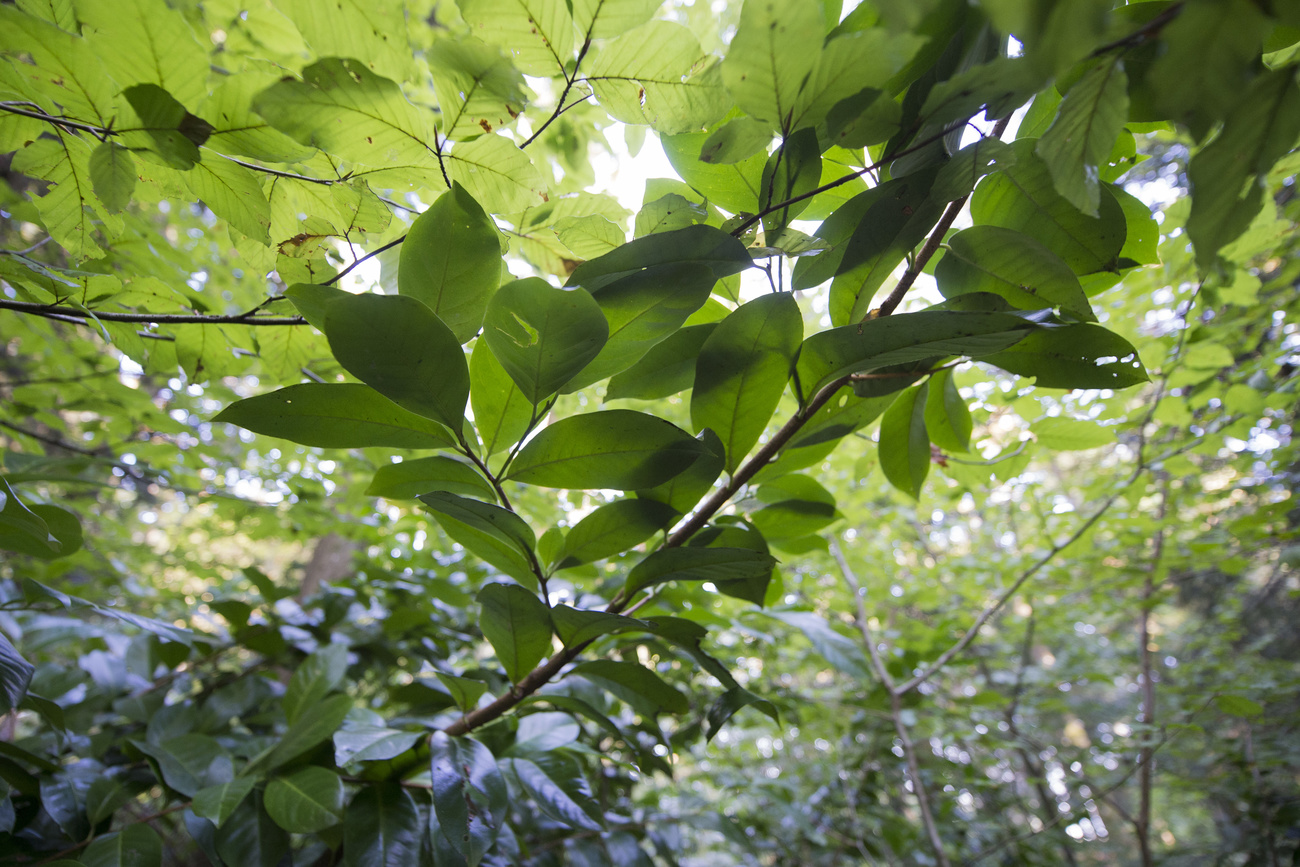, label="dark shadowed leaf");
[477,583,552,683]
